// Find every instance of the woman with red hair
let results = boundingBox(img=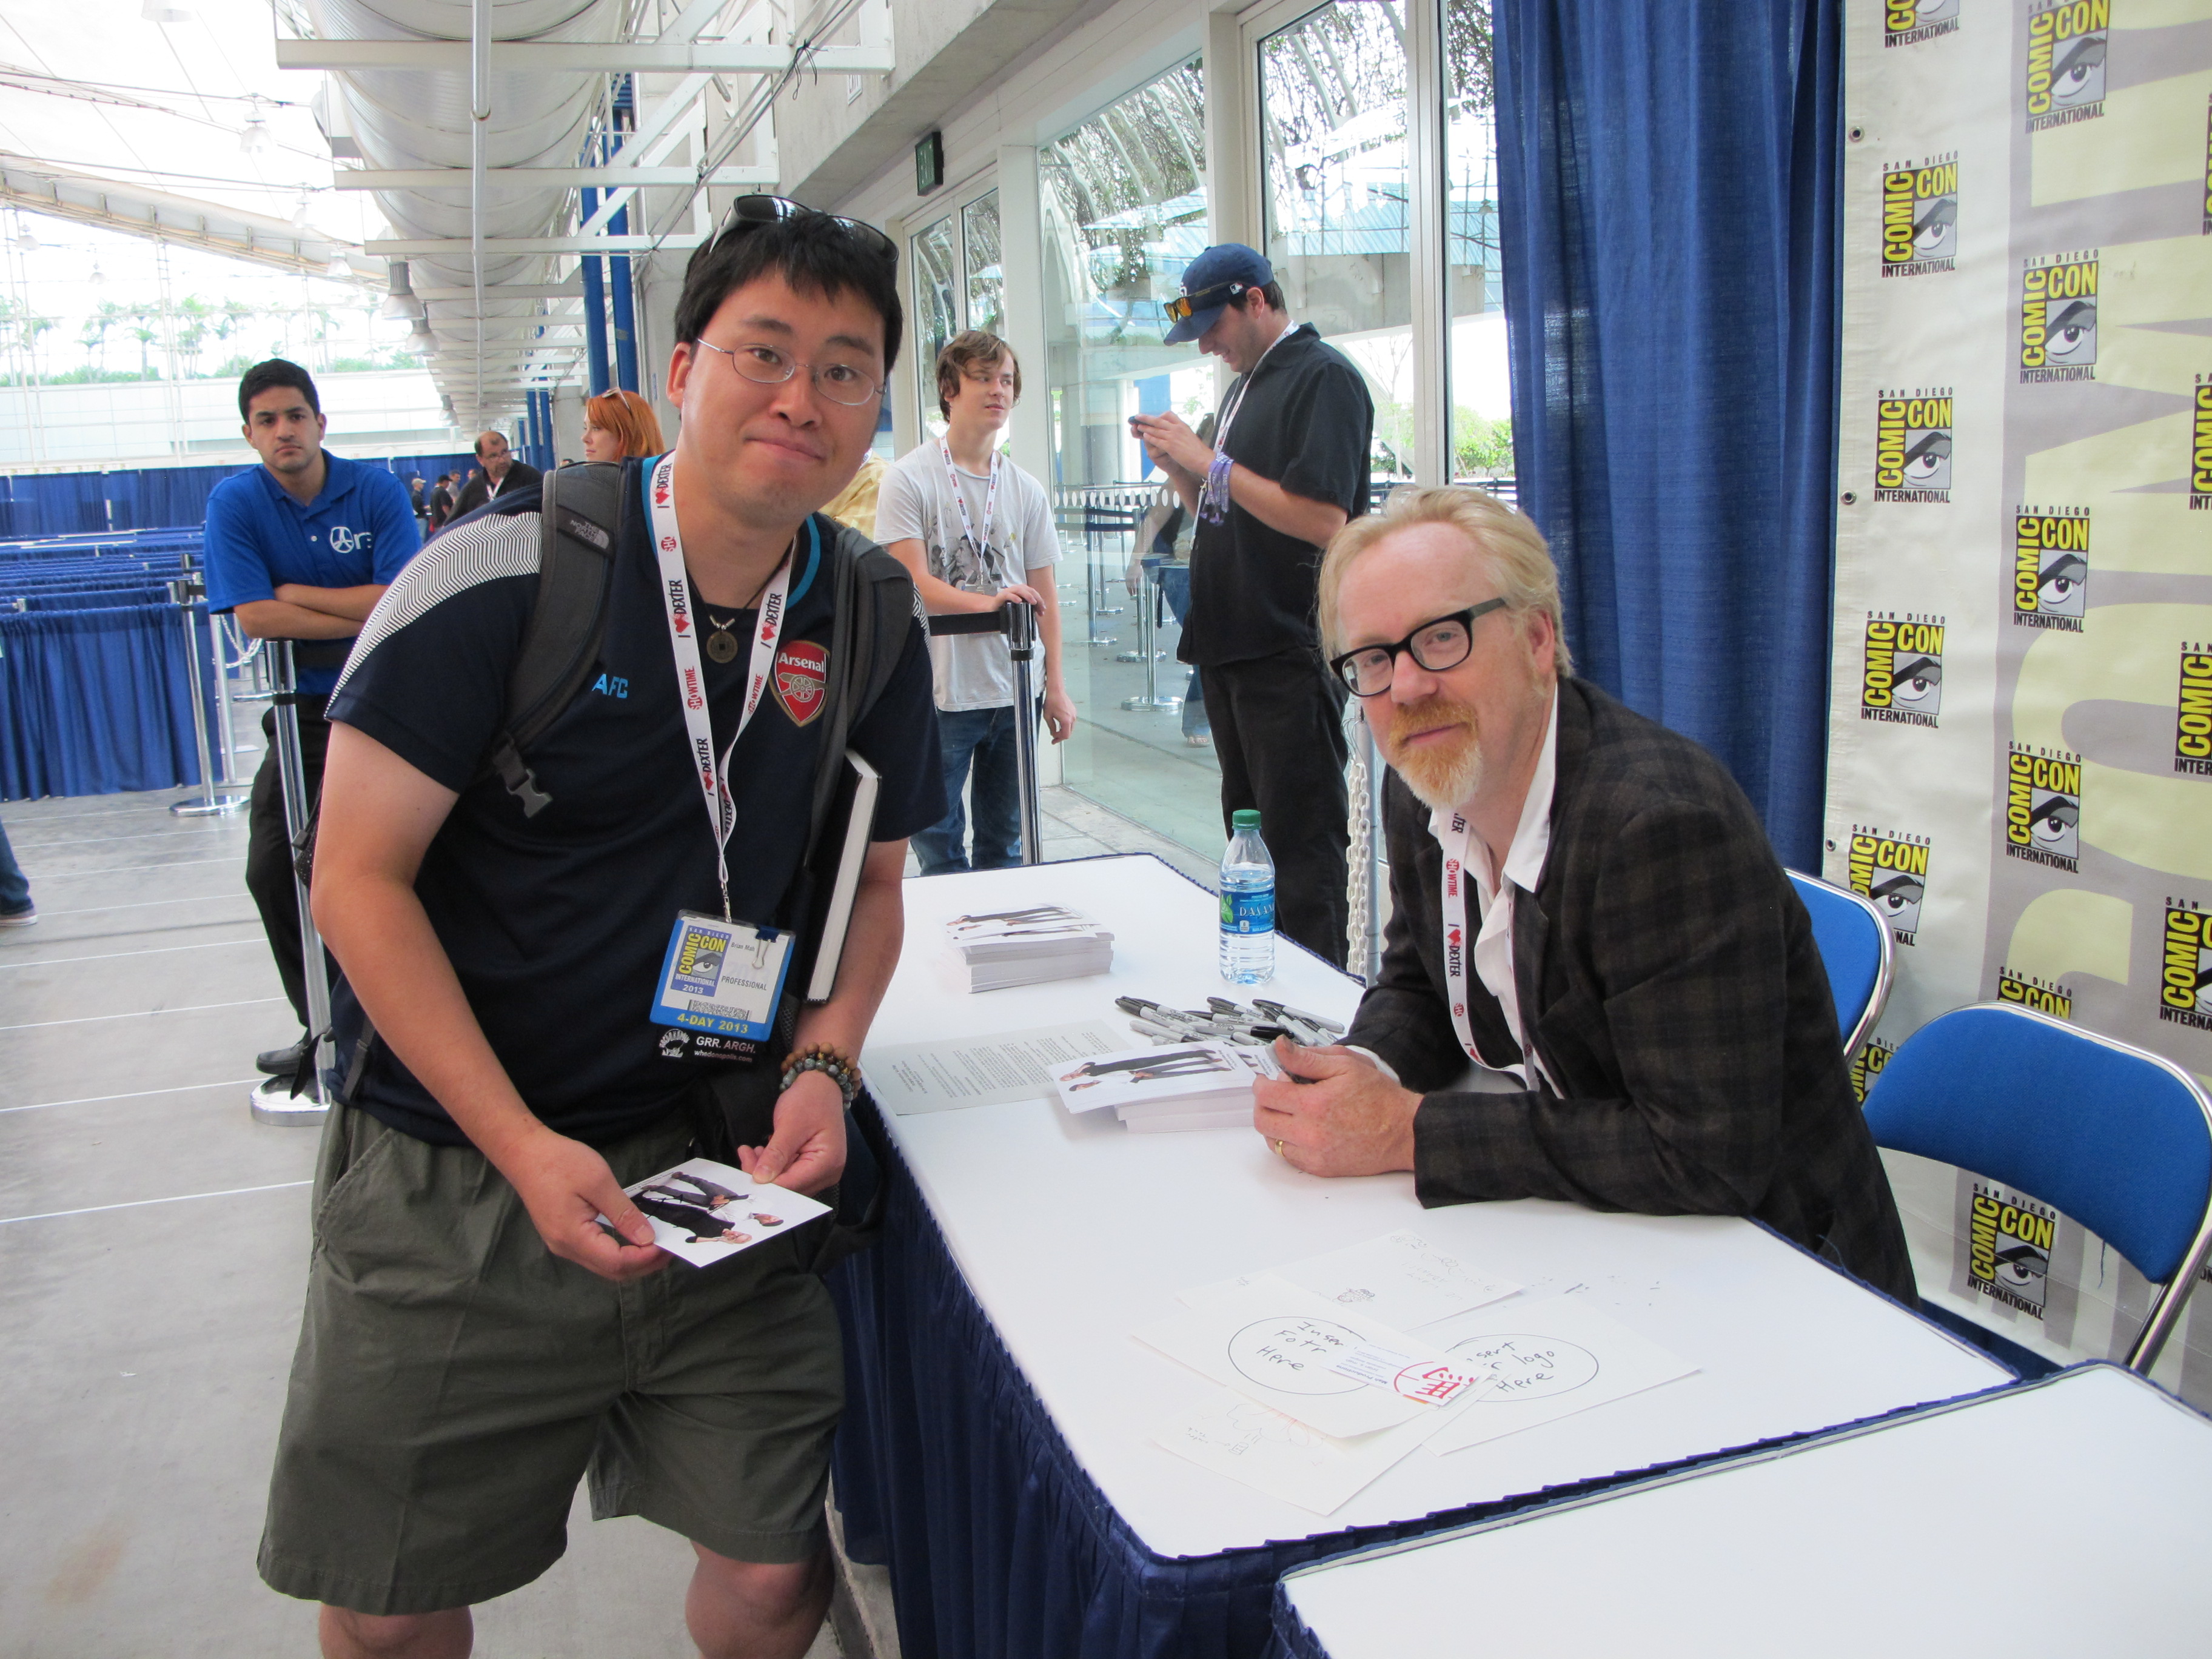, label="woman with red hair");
[580,389,666,461]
